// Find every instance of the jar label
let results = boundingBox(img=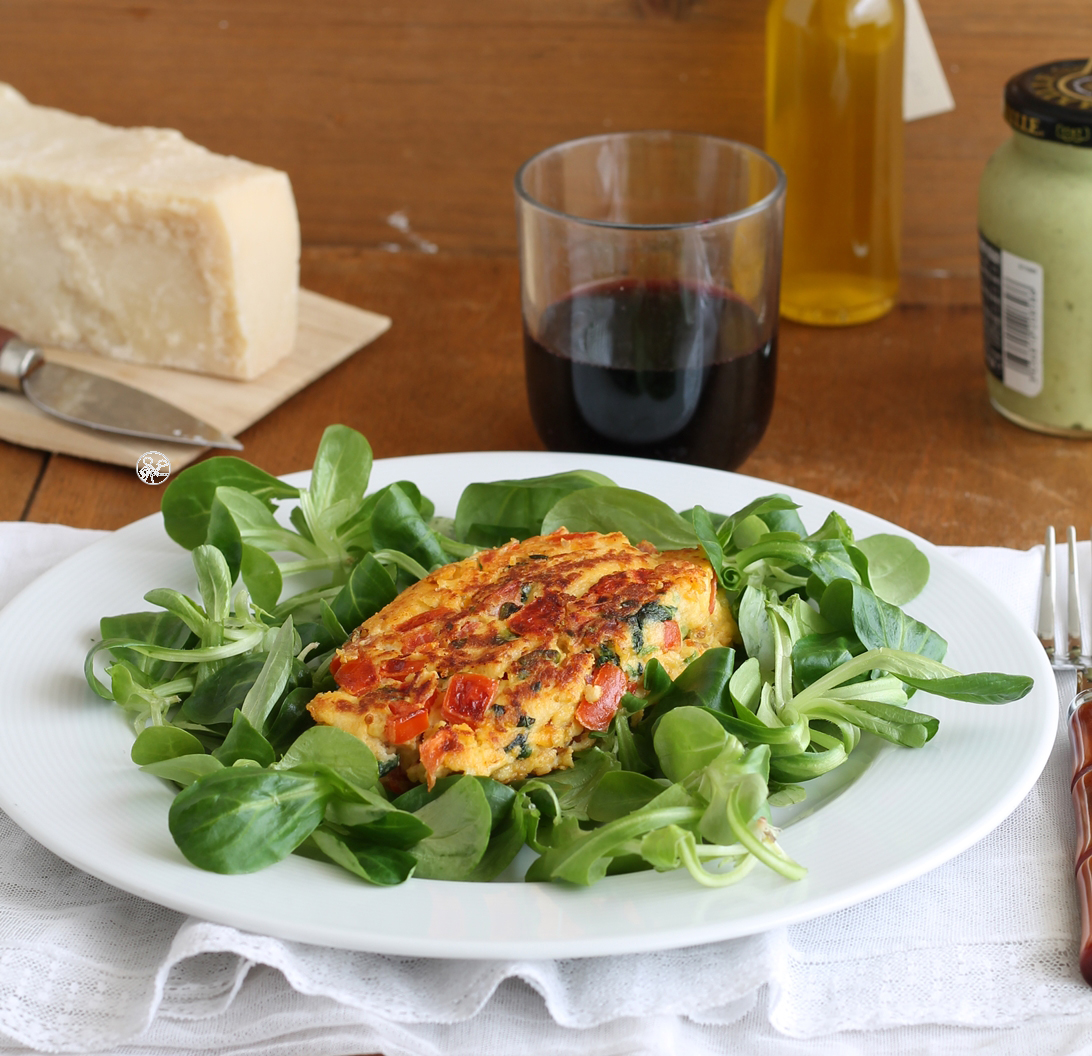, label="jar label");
[980,232,1044,398]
